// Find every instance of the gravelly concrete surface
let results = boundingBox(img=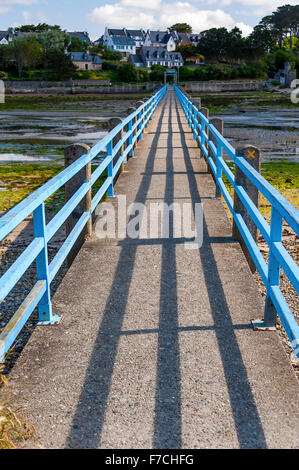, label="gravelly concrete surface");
[2,88,299,449]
